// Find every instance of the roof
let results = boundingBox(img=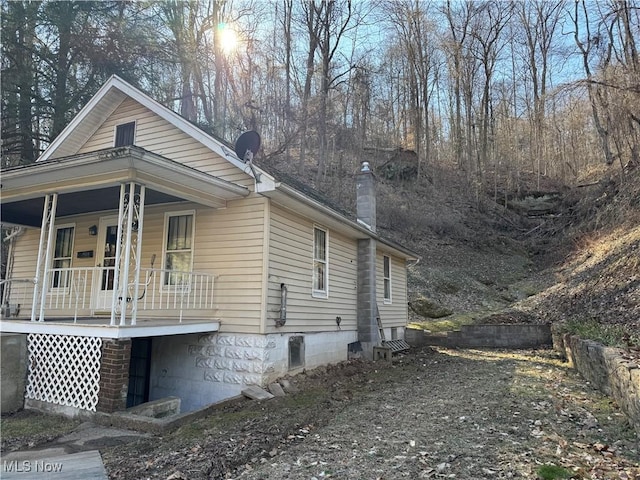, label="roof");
[7,75,418,260]
[36,75,277,194]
